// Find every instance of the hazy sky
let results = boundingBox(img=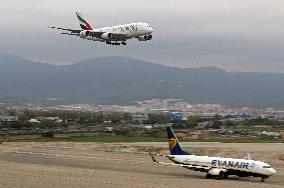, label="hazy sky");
[2,0,284,72]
